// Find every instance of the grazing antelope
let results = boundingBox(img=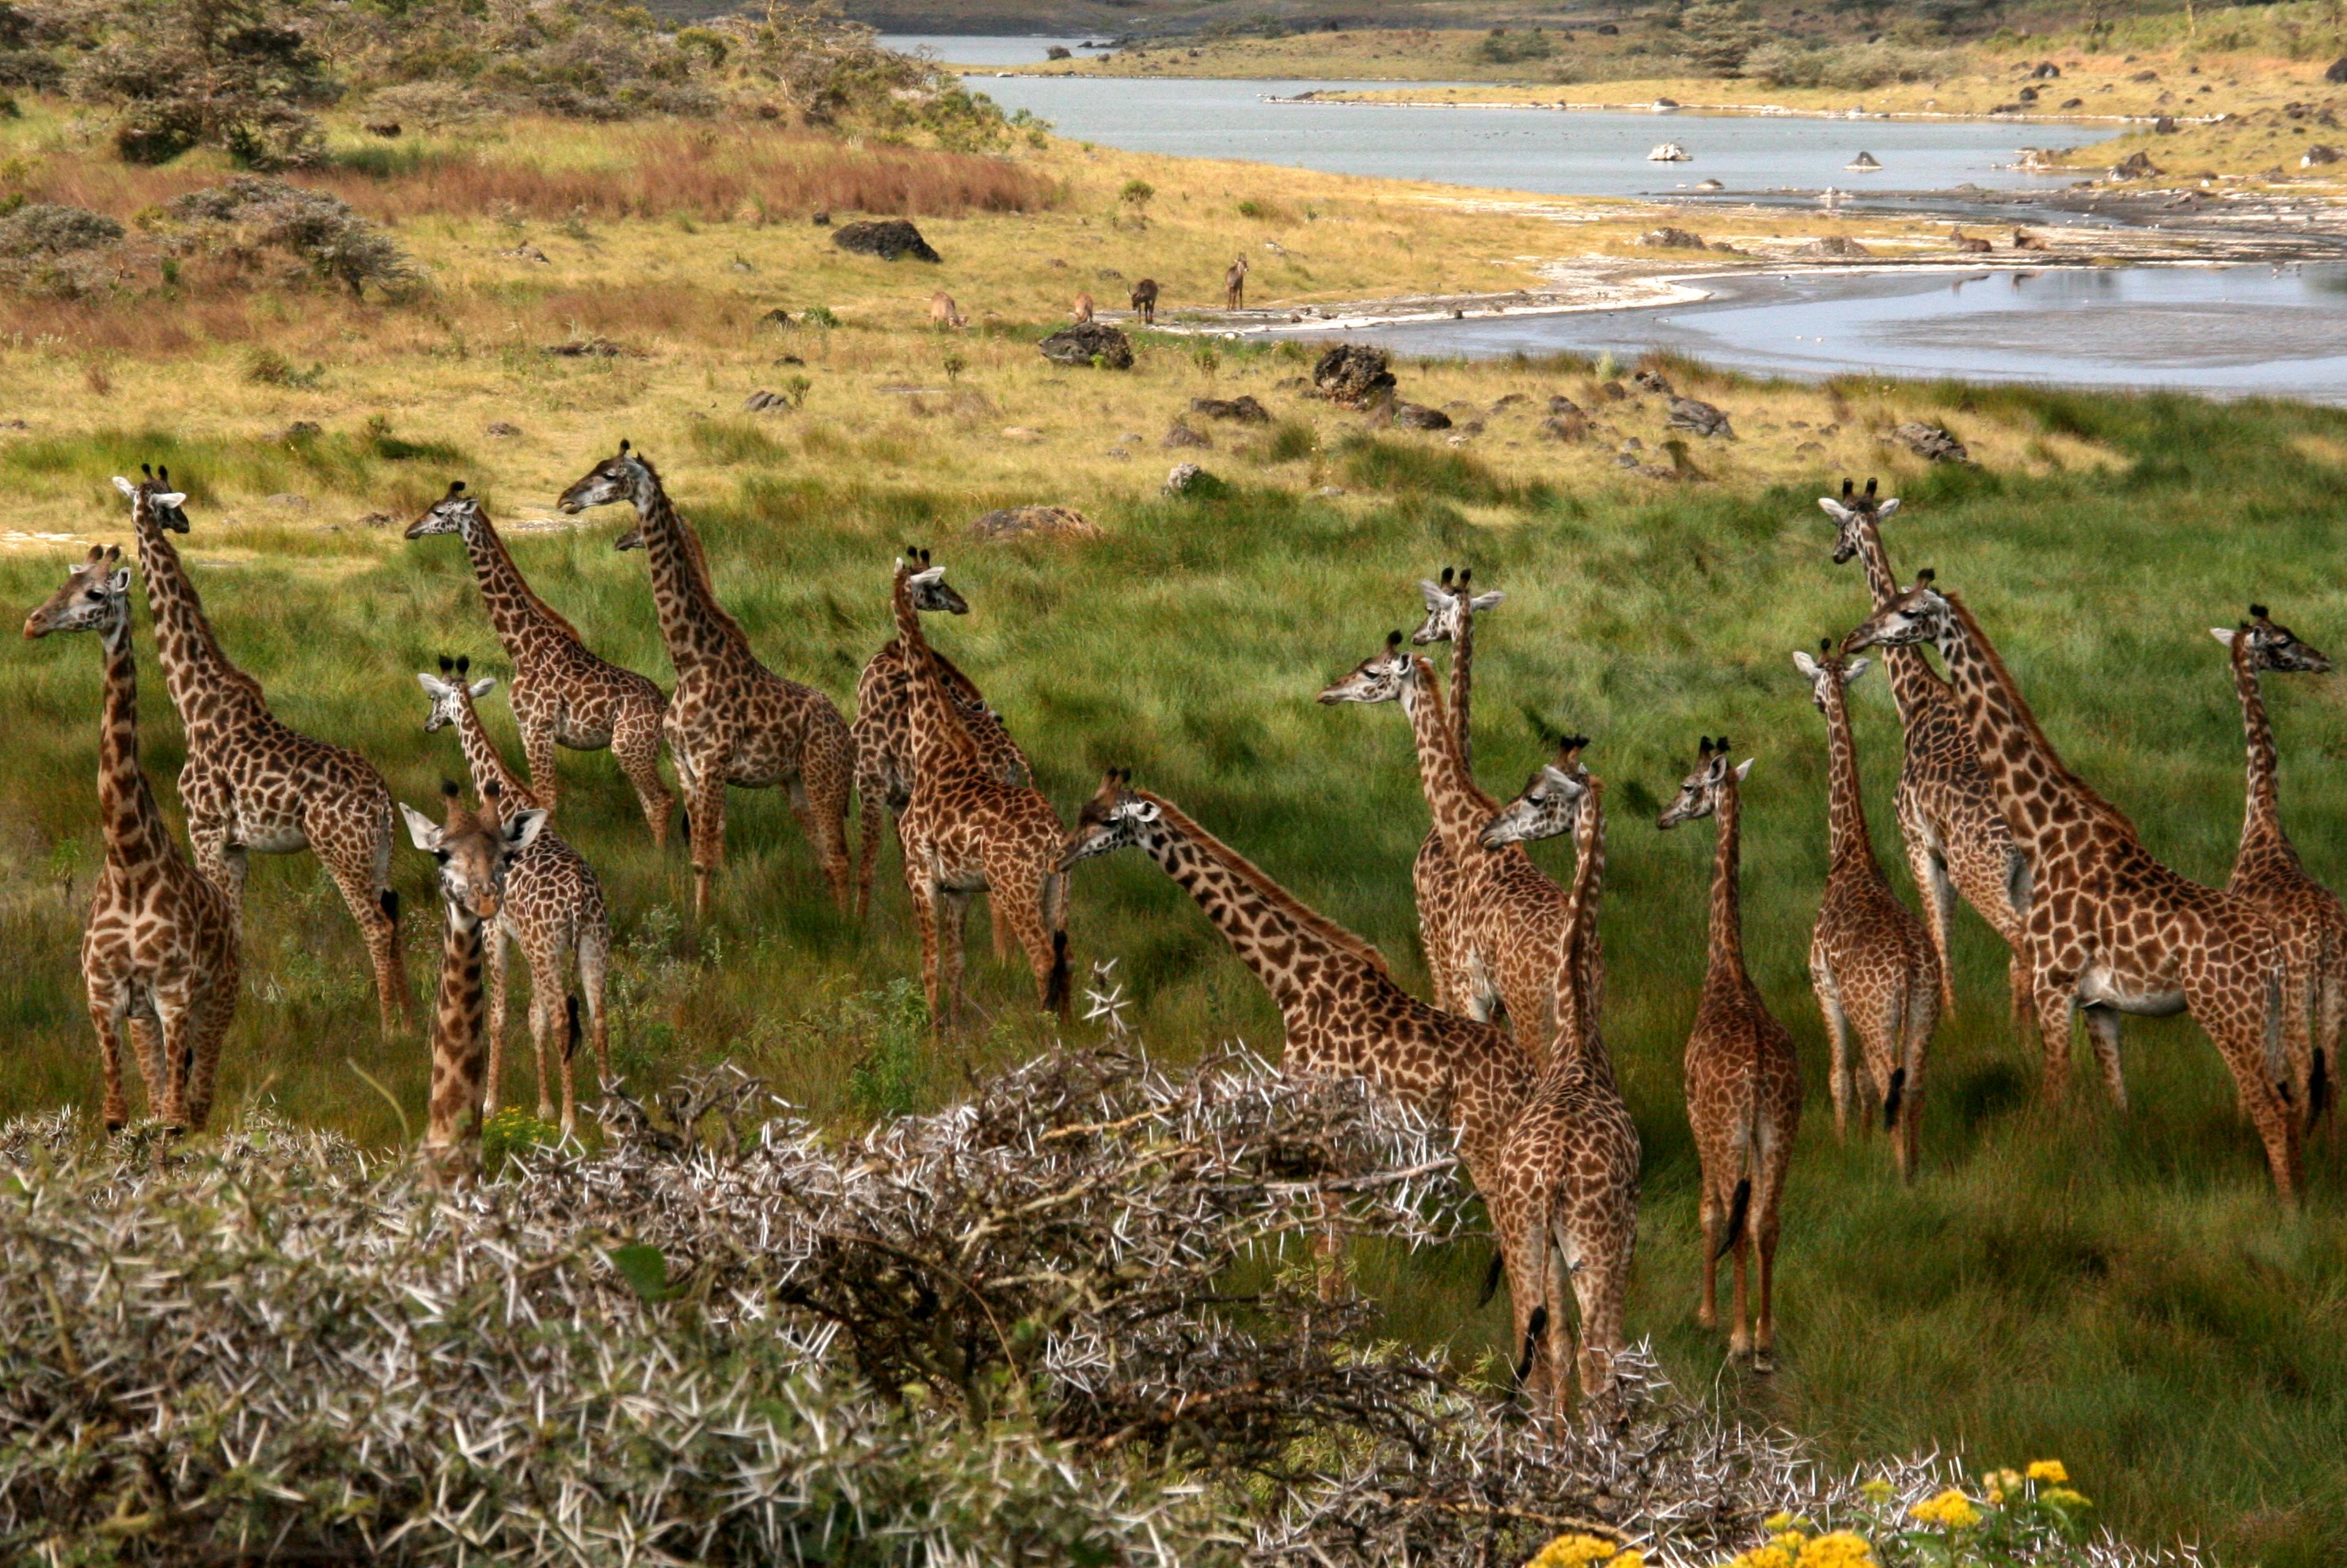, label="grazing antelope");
[929,290,967,329]
[1130,277,1160,324]
[1224,256,1249,309]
